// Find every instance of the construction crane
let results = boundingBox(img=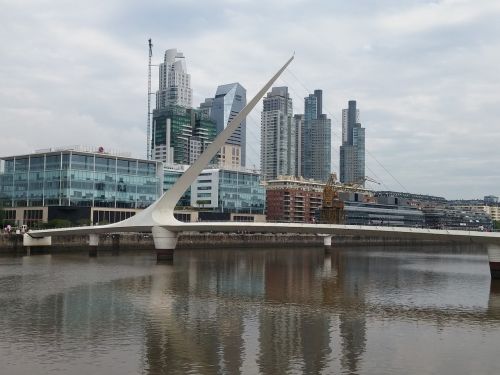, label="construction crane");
[146,38,153,160]
[345,175,381,189]
[320,173,345,224]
